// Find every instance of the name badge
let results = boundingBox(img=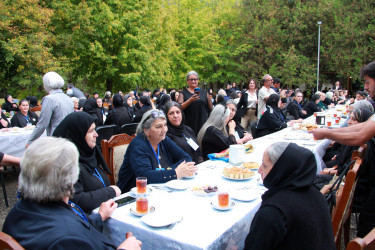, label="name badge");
[186,138,199,151]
